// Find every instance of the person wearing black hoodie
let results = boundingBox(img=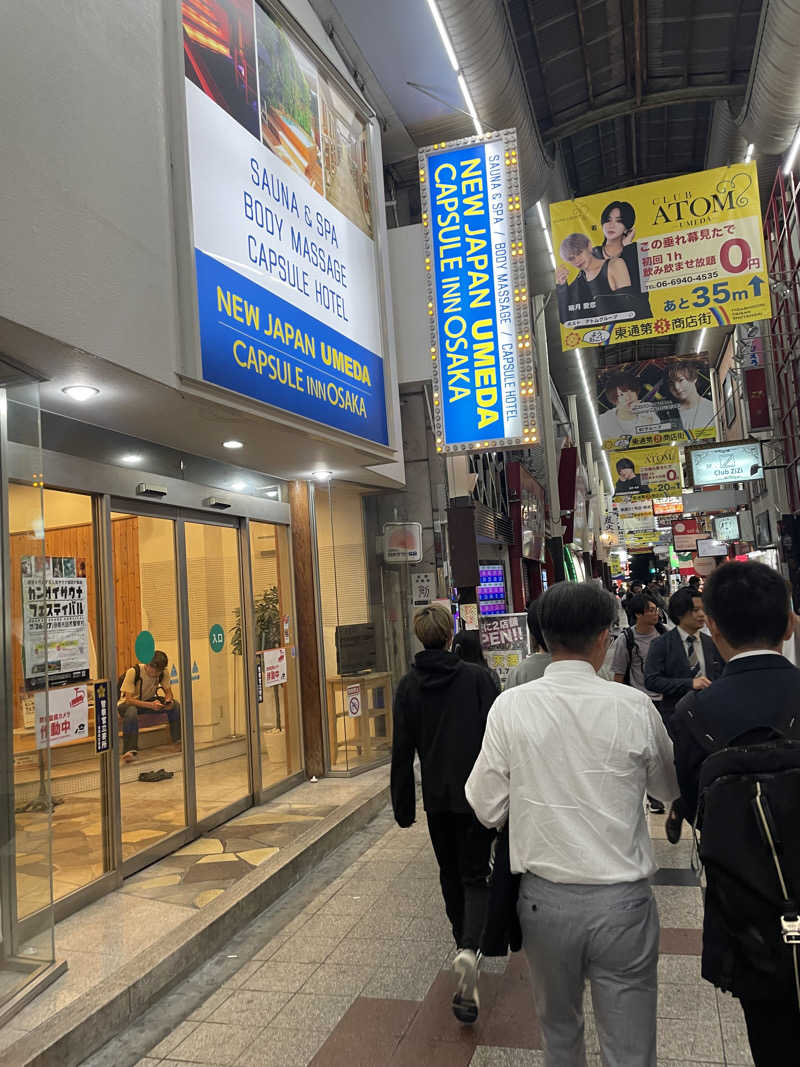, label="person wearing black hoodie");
[391,604,499,1024]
